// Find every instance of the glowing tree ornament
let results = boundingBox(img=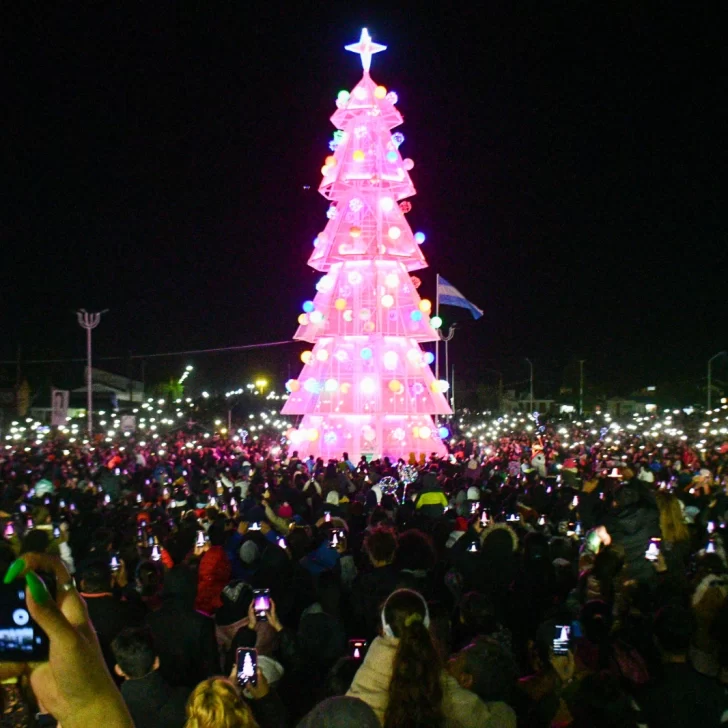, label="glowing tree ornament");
[282,29,450,460]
